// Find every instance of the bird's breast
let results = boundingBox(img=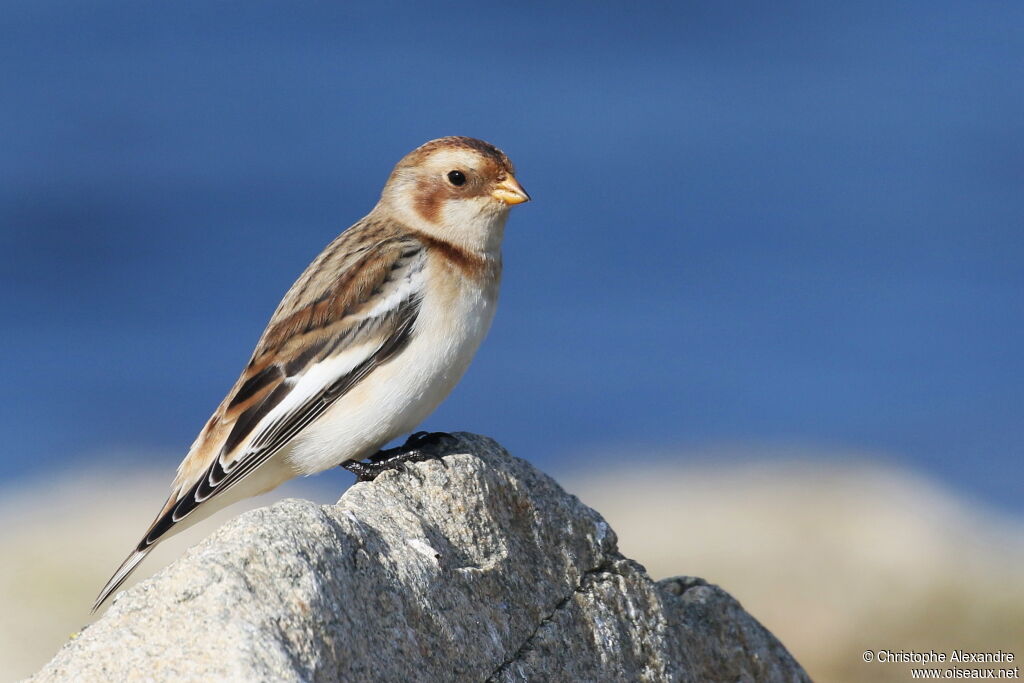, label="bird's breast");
[286,254,500,475]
